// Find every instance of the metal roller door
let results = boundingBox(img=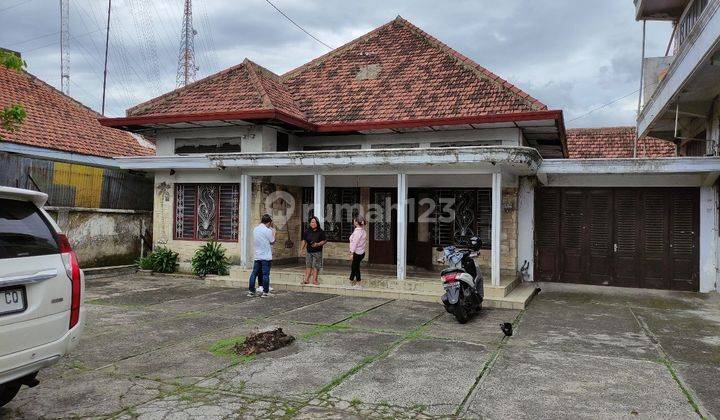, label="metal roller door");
[535,187,699,291]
